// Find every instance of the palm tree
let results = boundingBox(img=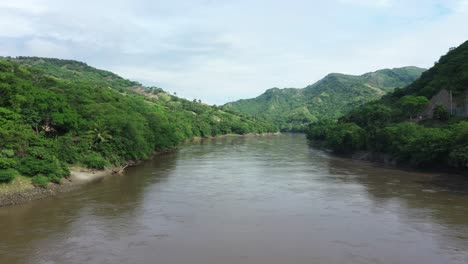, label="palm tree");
[85,123,112,150]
